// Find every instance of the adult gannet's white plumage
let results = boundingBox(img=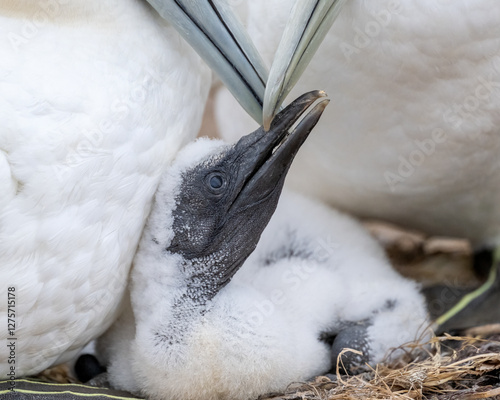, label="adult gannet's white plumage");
[0,0,268,377]
[99,92,428,400]
[215,0,500,248]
